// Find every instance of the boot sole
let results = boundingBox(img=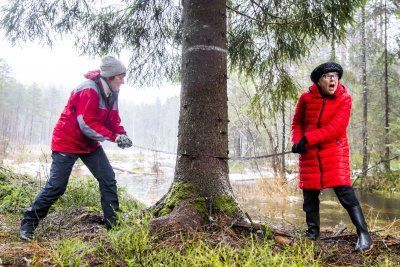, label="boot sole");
[352,244,373,253]
[20,236,34,242]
